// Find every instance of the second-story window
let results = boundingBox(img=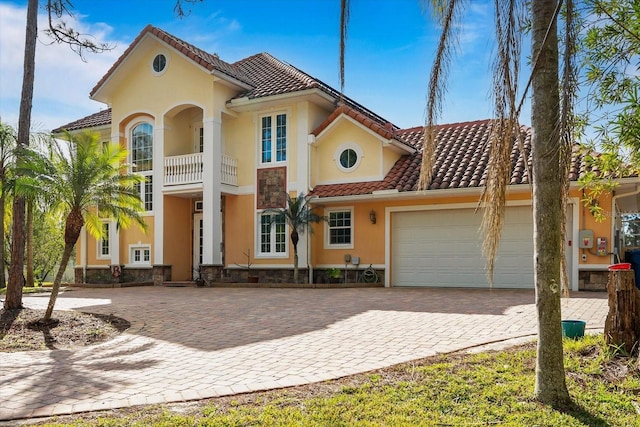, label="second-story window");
[98,222,110,258]
[131,122,153,211]
[261,113,286,164]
